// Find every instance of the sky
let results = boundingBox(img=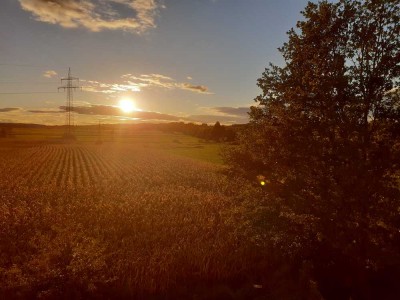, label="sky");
[0,0,309,125]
